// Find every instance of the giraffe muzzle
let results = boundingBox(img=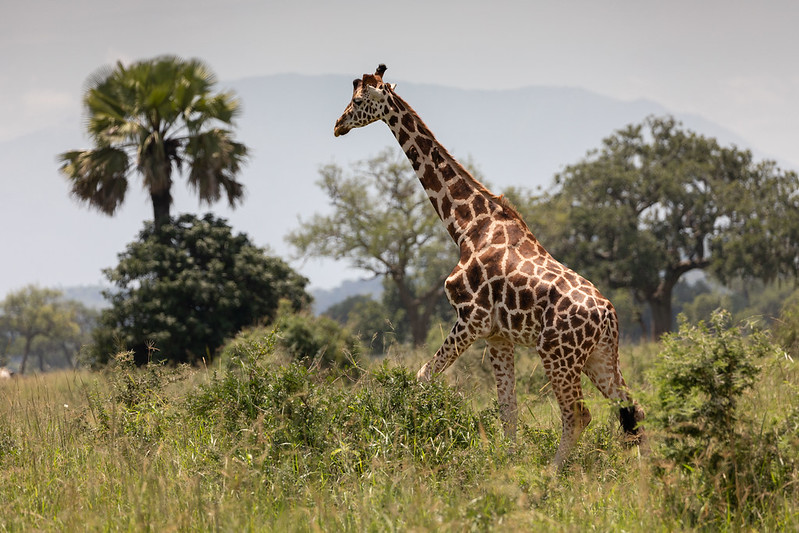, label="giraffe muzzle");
[334,117,351,137]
